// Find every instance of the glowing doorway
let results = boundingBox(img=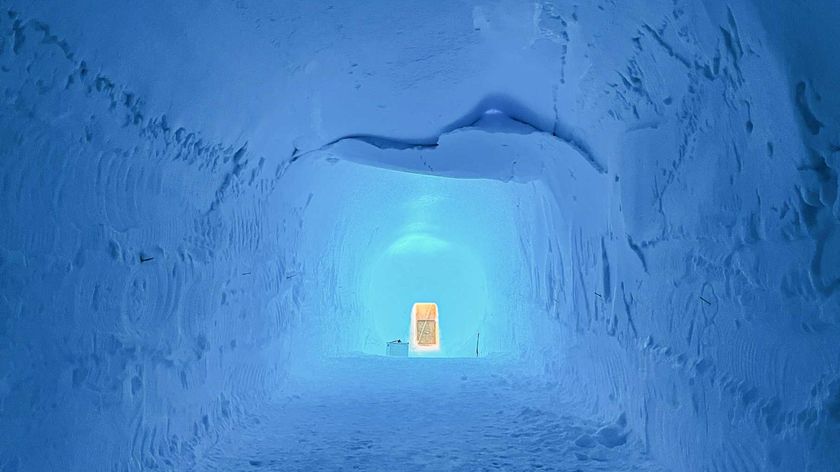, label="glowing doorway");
[410,303,440,352]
